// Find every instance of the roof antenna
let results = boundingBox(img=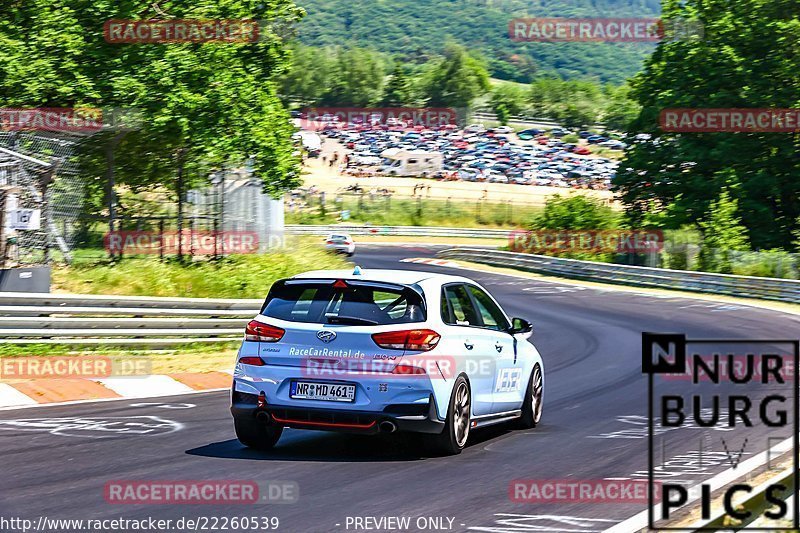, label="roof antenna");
[353,265,362,275]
